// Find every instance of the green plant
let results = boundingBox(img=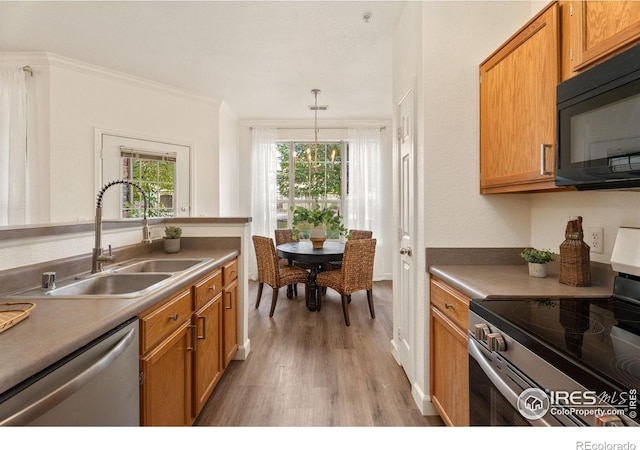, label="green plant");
[164,225,182,239]
[520,248,556,264]
[291,205,346,239]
